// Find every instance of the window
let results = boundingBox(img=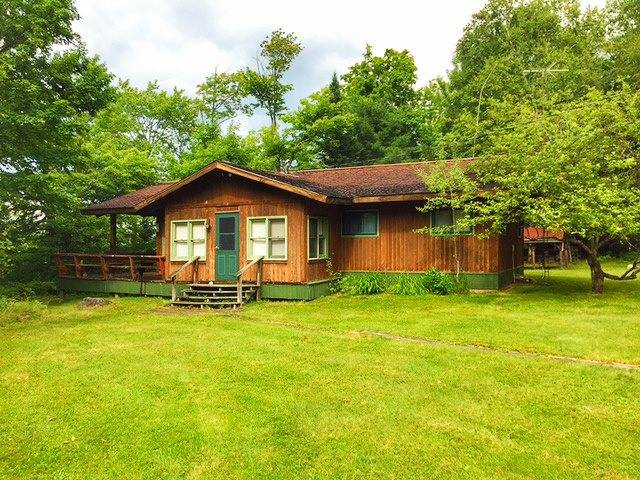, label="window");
[171,220,207,260]
[430,209,473,236]
[308,217,328,260]
[341,211,378,237]
[248,217,287,260]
